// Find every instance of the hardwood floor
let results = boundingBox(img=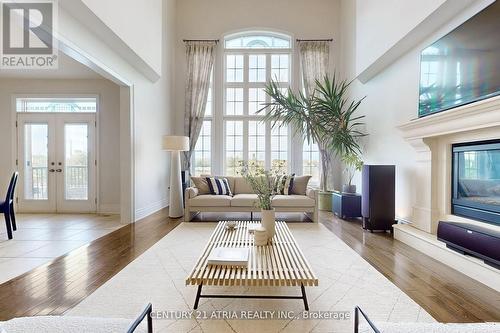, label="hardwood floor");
[0,214,123,284]
[0,210,498,323]
[0,208,181,321]
[319,212,500,323]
